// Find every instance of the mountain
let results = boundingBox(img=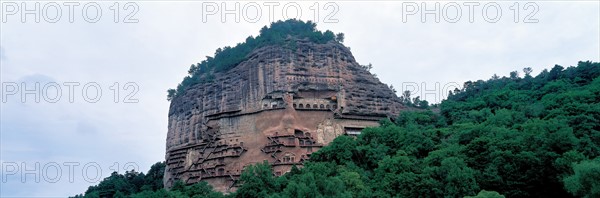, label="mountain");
[164,20,405,192]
